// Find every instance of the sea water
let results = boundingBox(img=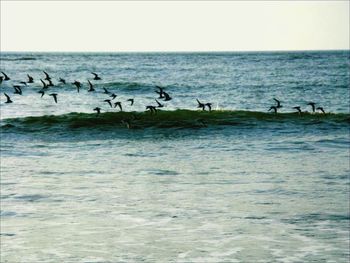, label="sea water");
[0,51,349,262]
